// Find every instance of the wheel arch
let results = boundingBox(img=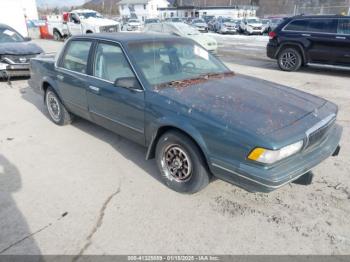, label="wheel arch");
[276,42,307,64]
[145,124,210,171]
[41,77,61,101]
